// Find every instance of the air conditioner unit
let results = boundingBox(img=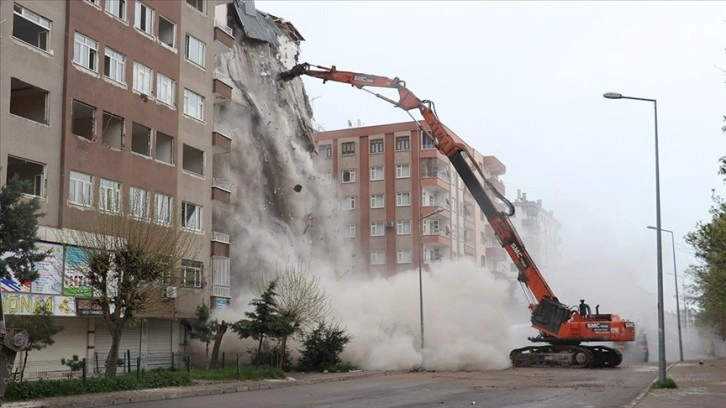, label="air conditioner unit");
[385,222,395,228]
[165,286,178,299]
